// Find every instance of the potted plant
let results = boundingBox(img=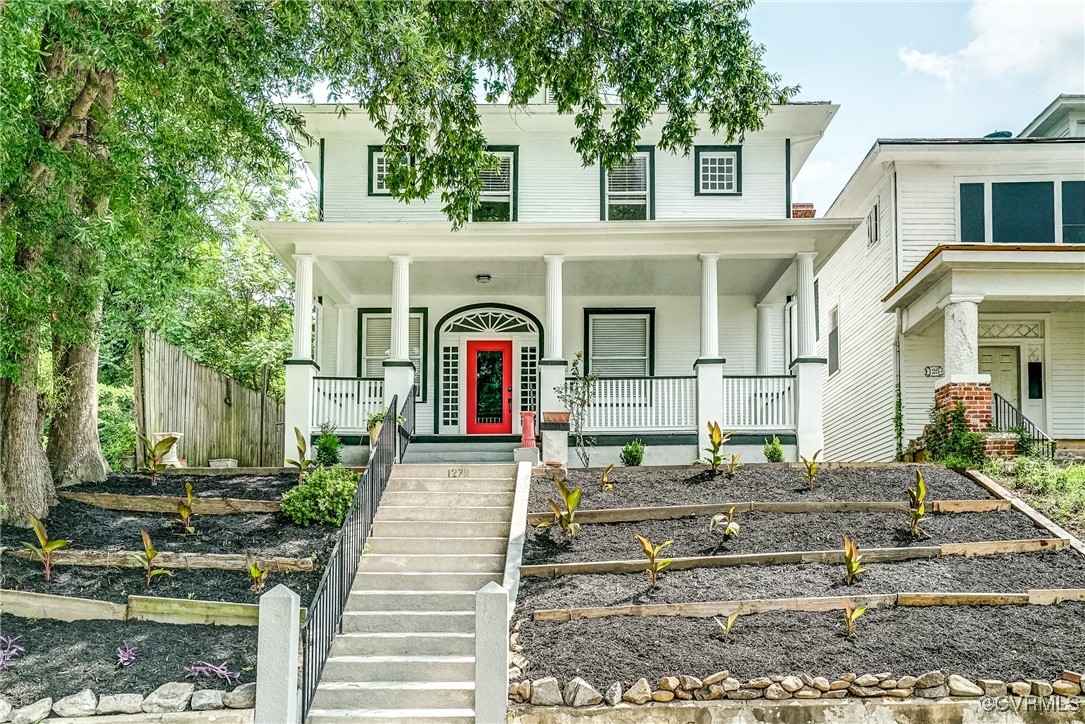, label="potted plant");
[366,410,405,449]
